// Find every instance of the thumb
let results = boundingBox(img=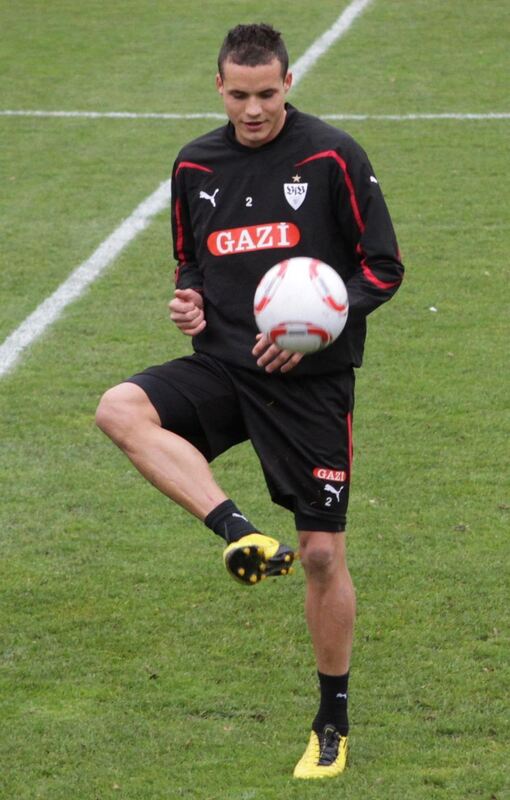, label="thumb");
[173,287,204,308]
